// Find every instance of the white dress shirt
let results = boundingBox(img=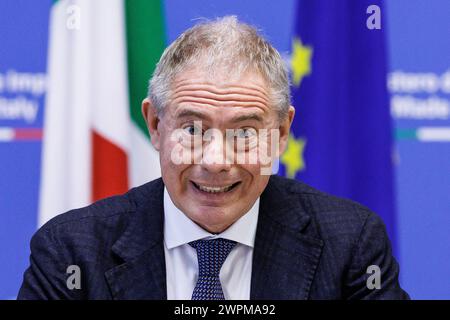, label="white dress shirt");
[163,187,260,300]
